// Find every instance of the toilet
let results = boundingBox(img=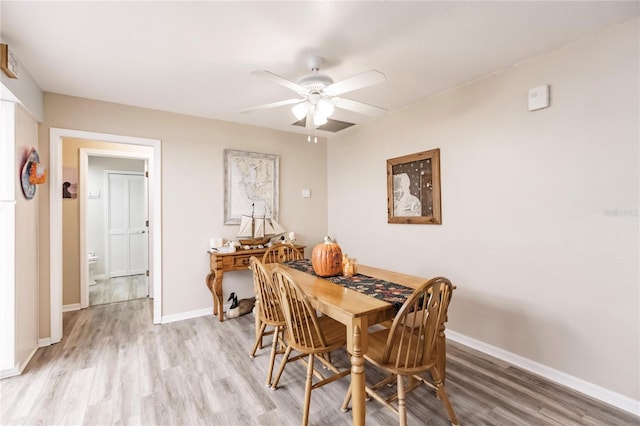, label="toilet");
[88,251,99,285]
